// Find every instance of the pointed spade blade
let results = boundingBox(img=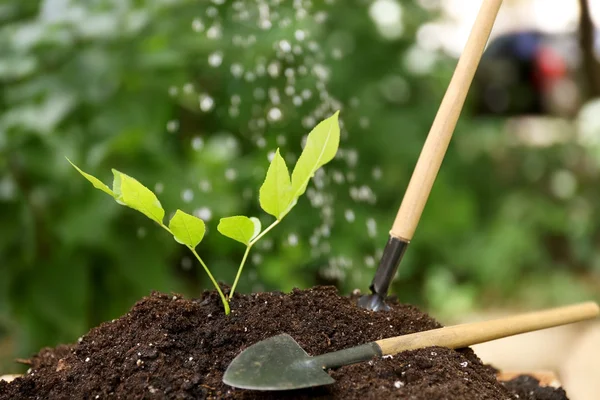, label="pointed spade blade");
[223,334,335,391]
